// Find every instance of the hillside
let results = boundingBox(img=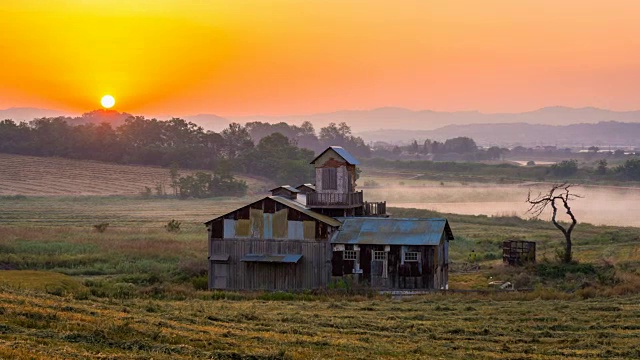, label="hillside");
[358,121,640,147]
[232,106,640,132]
[0,153,271,196]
